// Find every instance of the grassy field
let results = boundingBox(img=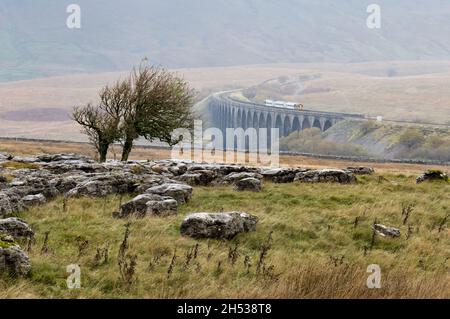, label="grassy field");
[1,172,449,298]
